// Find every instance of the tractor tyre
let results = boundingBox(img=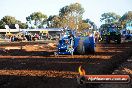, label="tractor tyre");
[76,40,85,55]
[89,45,95,54]
[106,36,110,44]
[117,35,121,44]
